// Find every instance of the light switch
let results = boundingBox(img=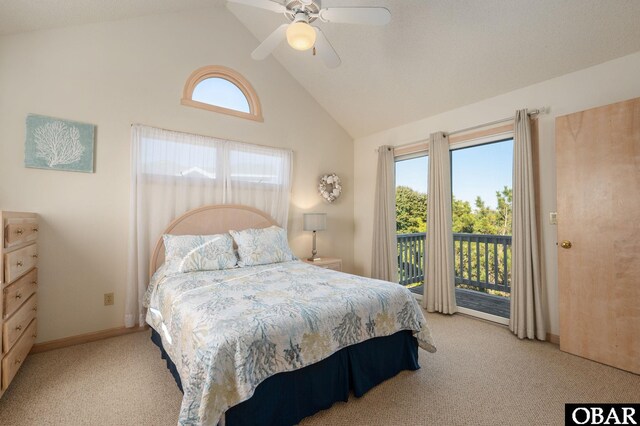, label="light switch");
[549,212,558,225]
